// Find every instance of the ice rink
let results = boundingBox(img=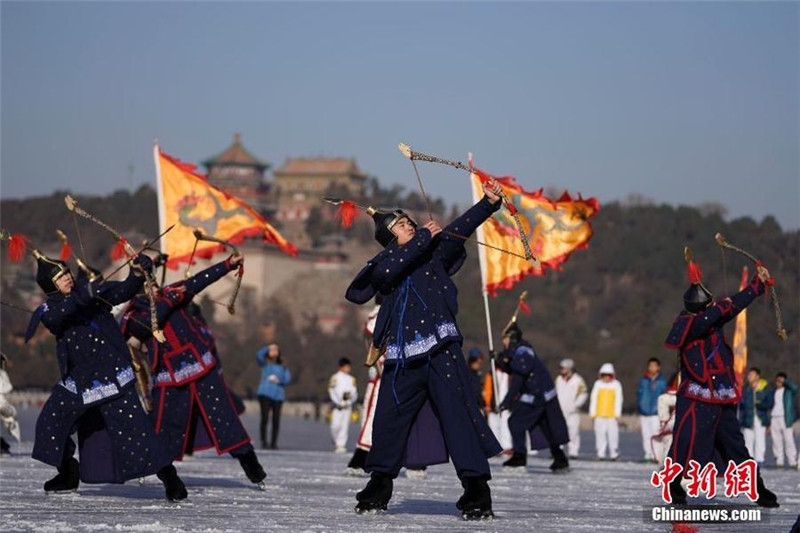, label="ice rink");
[2,406,798,532]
